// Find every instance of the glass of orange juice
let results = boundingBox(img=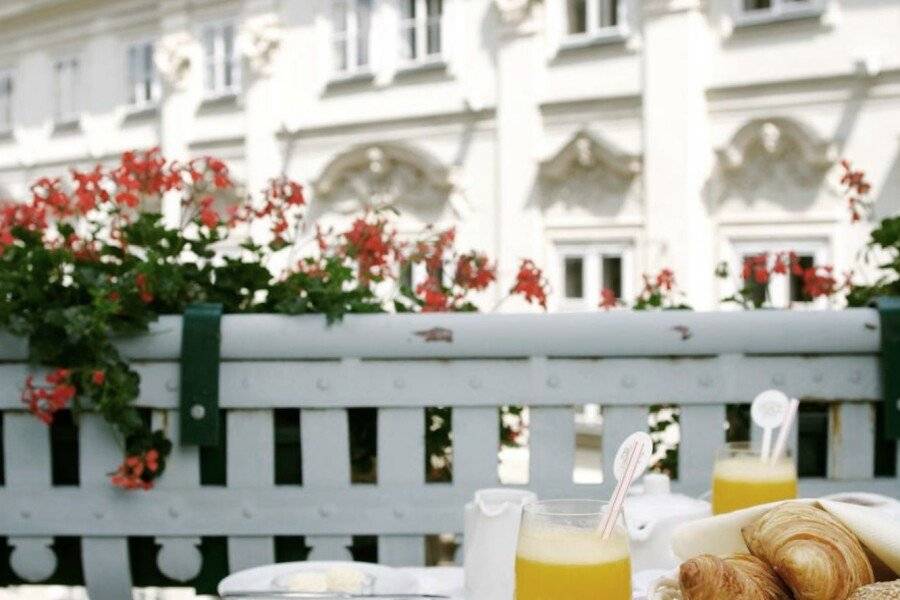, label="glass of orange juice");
[515,500,631,600]
[711,442,798,515]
